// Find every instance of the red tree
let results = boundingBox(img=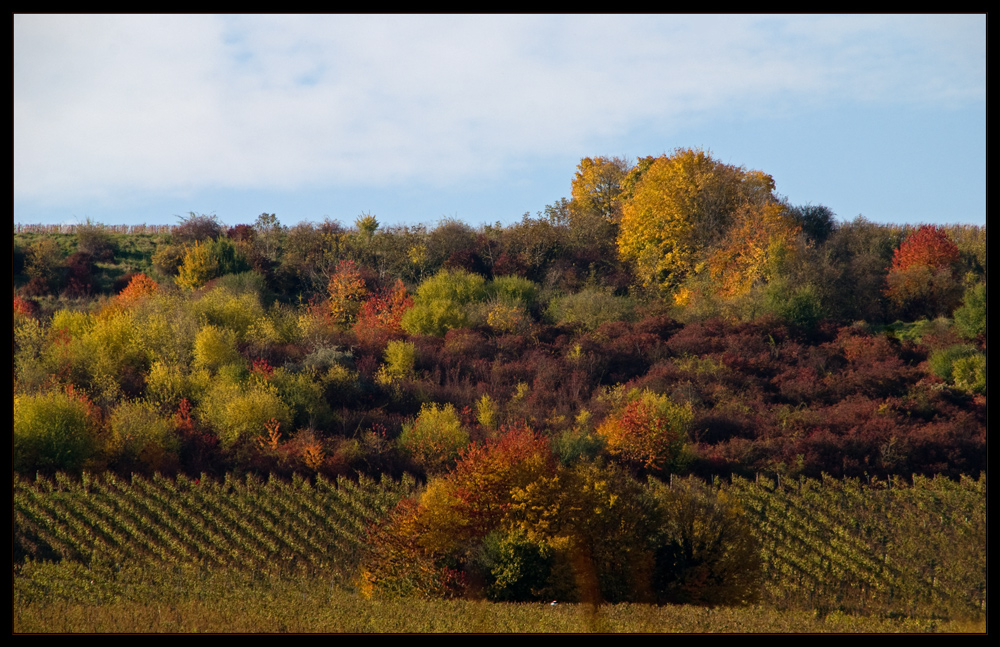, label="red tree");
[885,226,962,318]
[890,225,959,273]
